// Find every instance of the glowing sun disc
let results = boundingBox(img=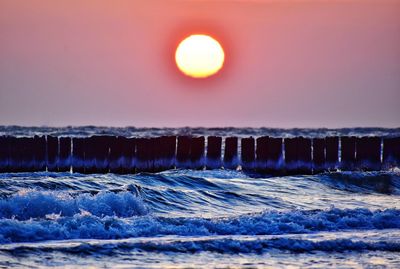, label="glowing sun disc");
[175,34,225,78]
